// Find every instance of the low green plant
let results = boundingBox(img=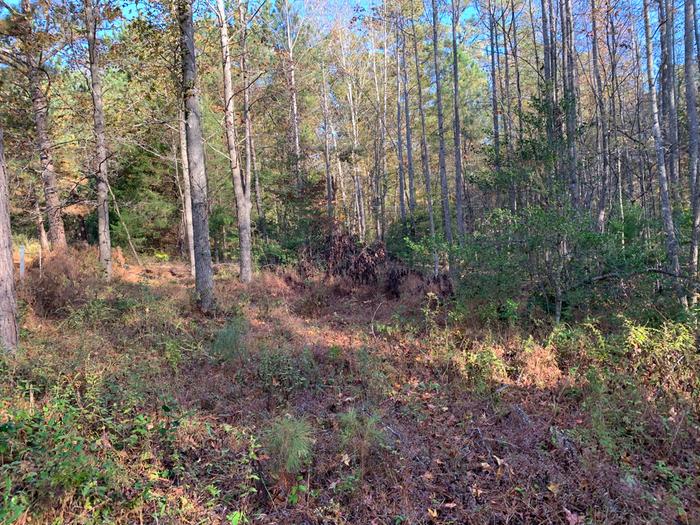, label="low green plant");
[258,346,318,399]
[354,348,390,401]
[265,416,313,477]
[211,316,248,364]
[339,409,385,474]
